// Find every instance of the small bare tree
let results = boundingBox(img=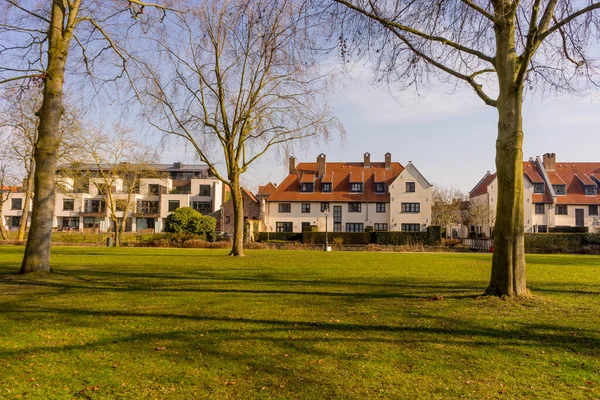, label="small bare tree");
[463,200,492,238]
[74,127,158,247]
[0,133,19,239]
[325,0,600,297]
[0,0,178,273]
[0,87,82,240]
[142,0,340,256]
[432,187,465,238]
